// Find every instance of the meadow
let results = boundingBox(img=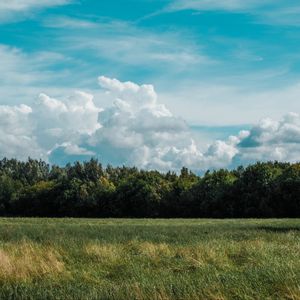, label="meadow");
[0,218,299,300]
